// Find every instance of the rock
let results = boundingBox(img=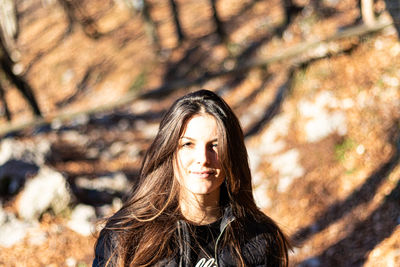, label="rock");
[269,149,305,192]
[86,147,101,159]
[127,143,141,159]
[65,257,77,267]
[239,104,264,130]
[0,204,6,224]
[136,120,159,138]
[75,172,130,193]
[246,113,292,175]
[253,182,272,209]
[67,204,96,236]
[74,172,130,206]
[303,110,347,143]
[0,210,32,248]
[299,257,321,267]
[109,141,125,158]
[0,138,50,196]
[97,197,123,218]
[0,160,39,195]
[298,91,348,143]
[60,130,89,146]
[16,167,71,221]
[0,138,50,166]
[70,114,90,127]
[259,113,292,155]
[0,206,46,247]
[246,148,262,174]
[0,220,30,248]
